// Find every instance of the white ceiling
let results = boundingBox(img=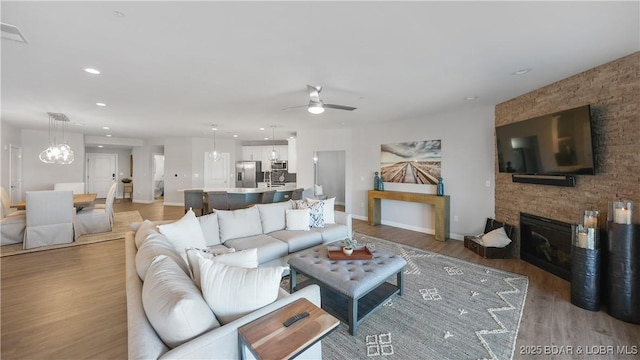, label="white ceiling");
[1,1,638,142]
